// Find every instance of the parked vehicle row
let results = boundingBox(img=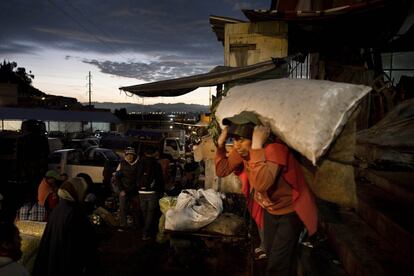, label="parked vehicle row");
[46,128,187,185]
